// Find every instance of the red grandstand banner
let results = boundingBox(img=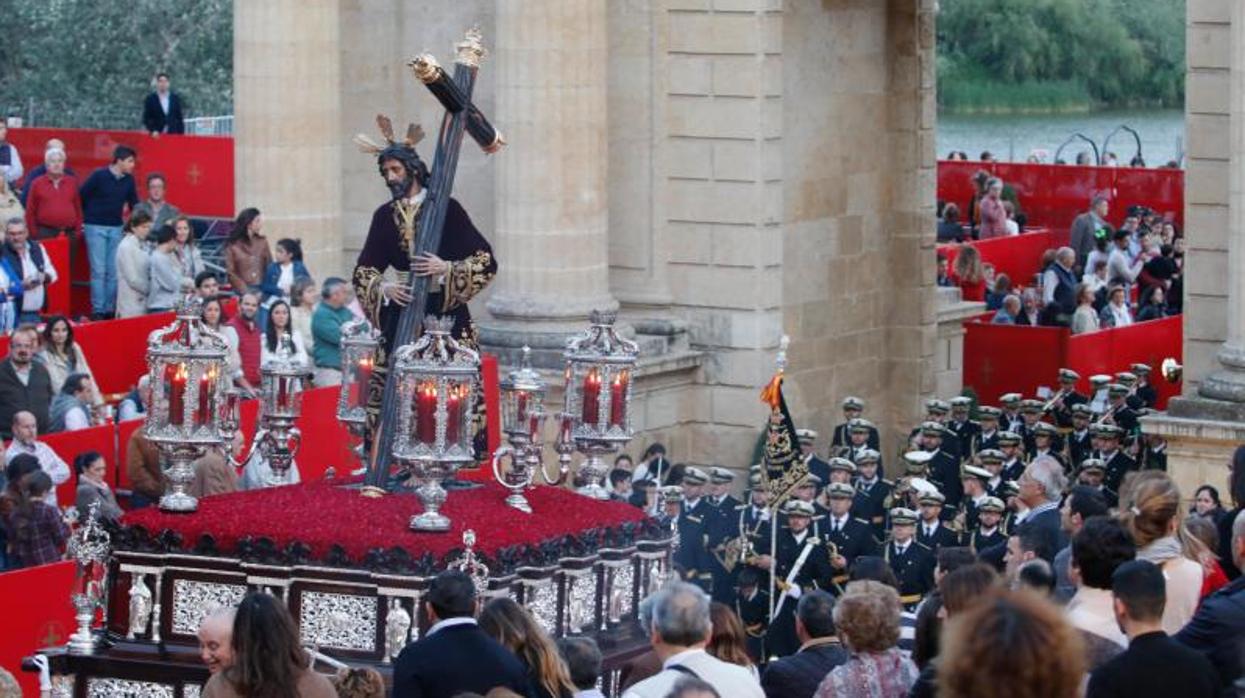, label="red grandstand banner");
[7,127,234,218]
[0,561,76,697]
[938,161,1184,233]
[962,315,1182,410]
[937,228,1063,287]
